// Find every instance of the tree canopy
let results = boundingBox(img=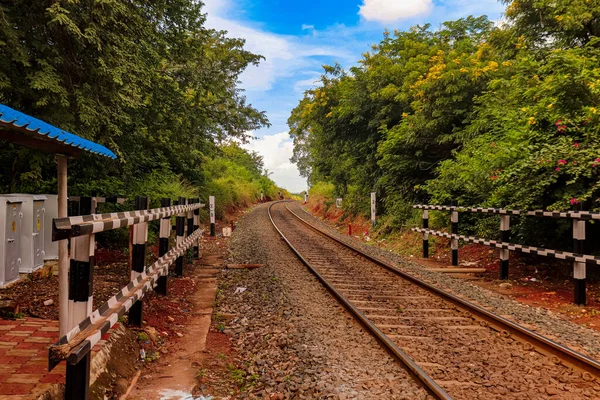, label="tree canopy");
[0,0,270,199]
[289,0,600,243]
